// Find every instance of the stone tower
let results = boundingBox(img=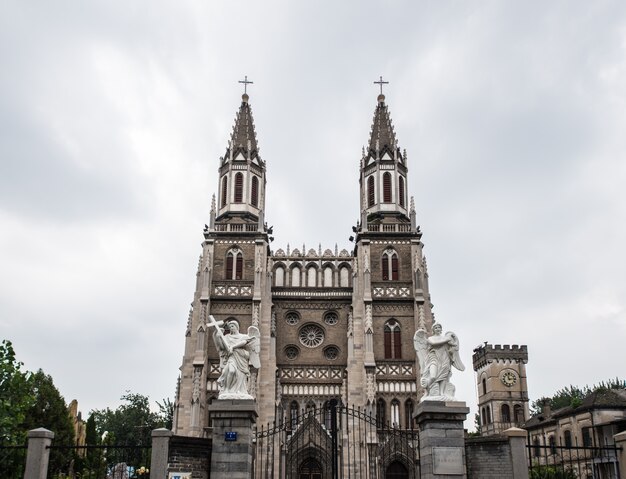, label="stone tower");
[472,343,530,435]
[174,90,435,435]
